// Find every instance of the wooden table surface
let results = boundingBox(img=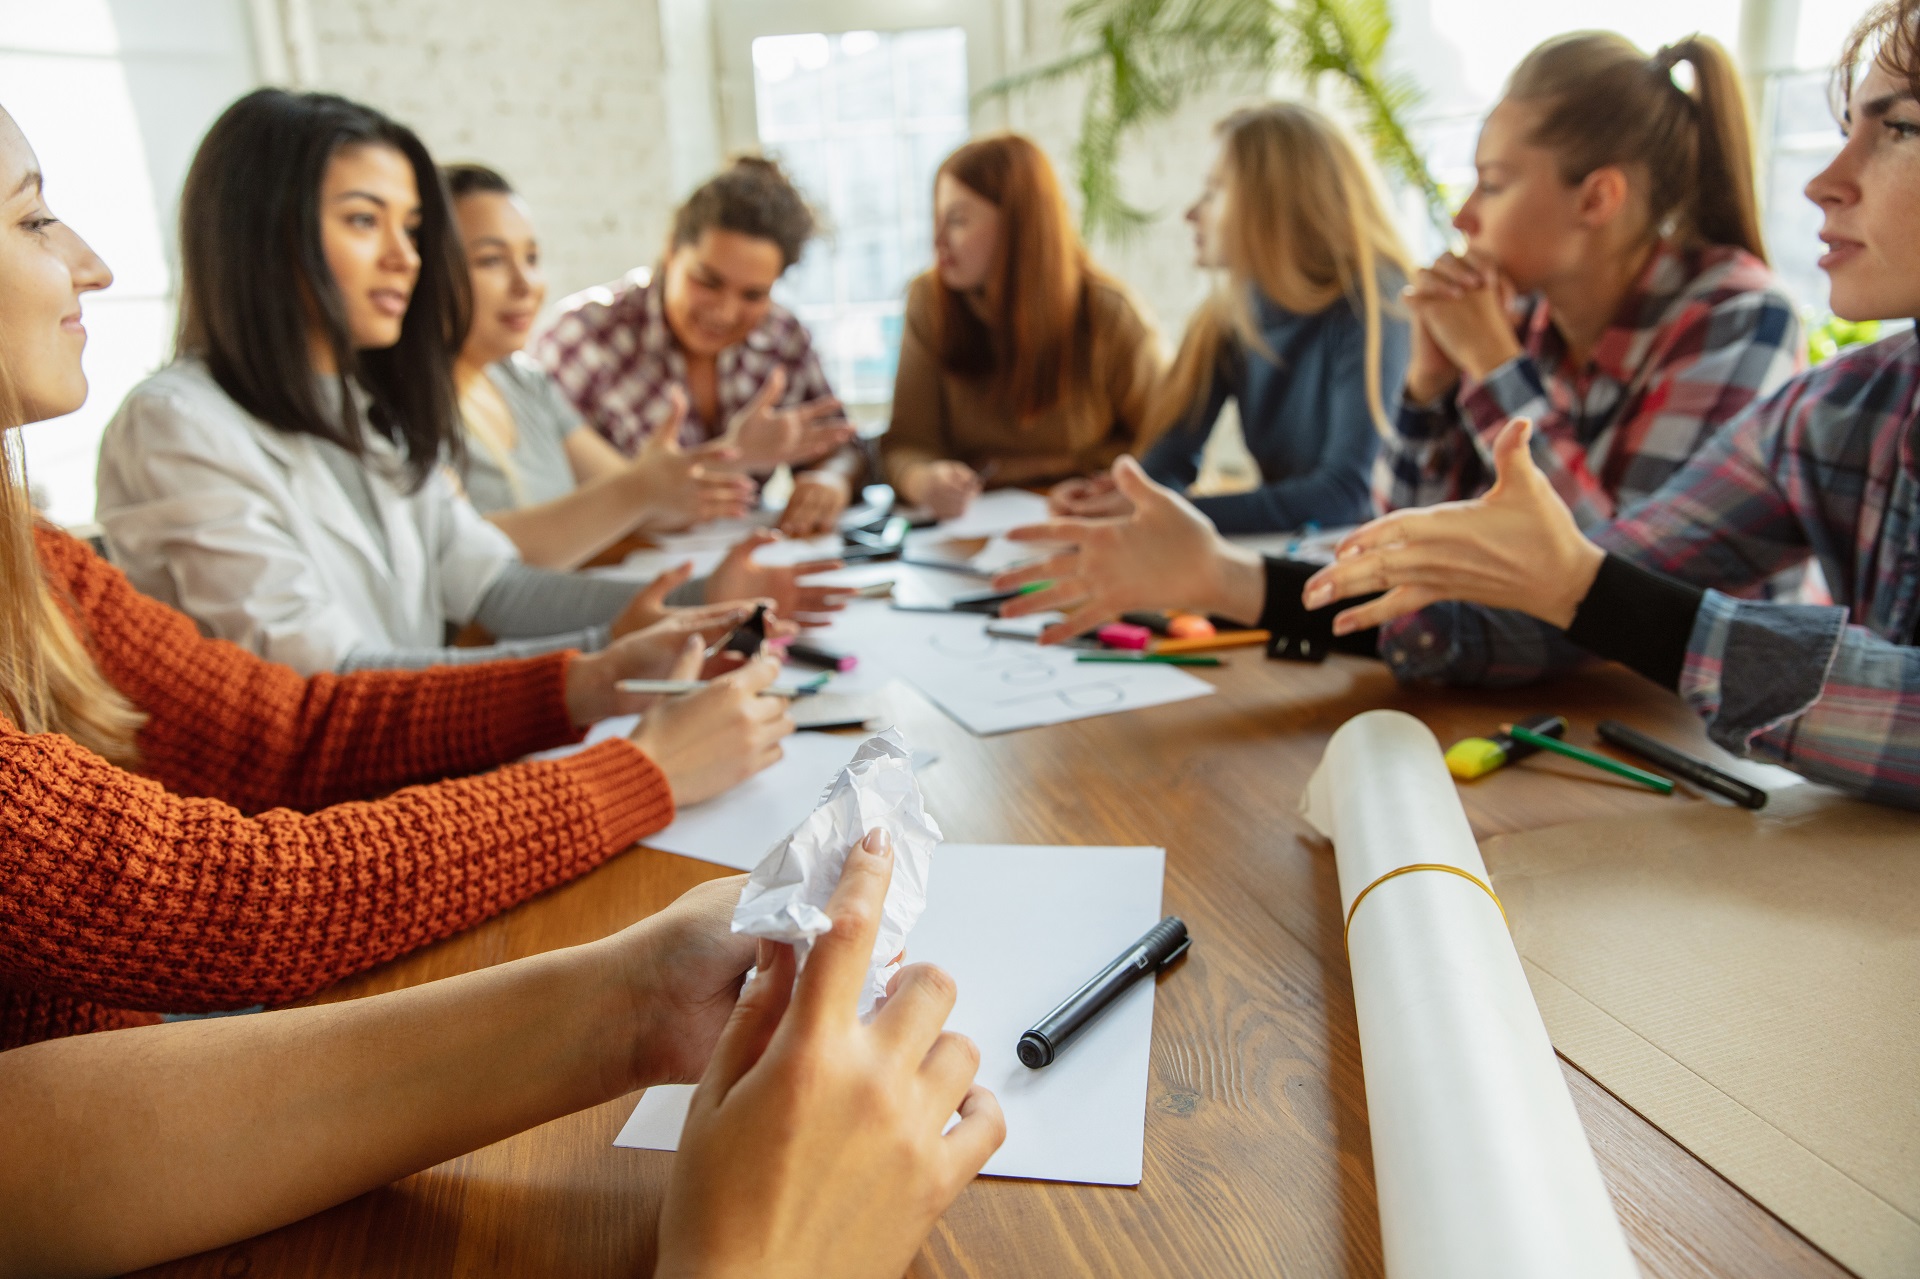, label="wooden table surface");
[135,654,1854,1279]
